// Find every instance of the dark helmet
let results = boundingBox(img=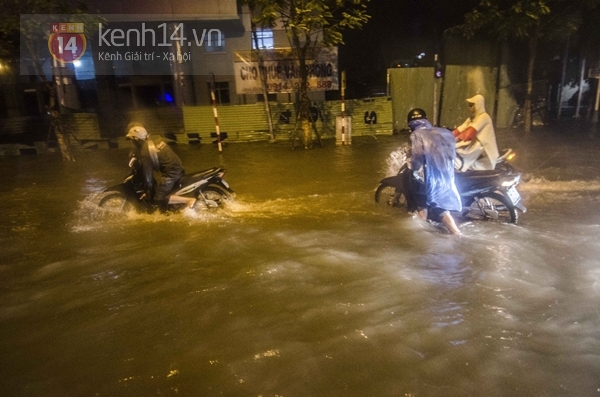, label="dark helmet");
[407,108,427,124]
